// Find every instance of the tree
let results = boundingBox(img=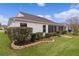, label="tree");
[66,16,79,35]
[8,18,14,26]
